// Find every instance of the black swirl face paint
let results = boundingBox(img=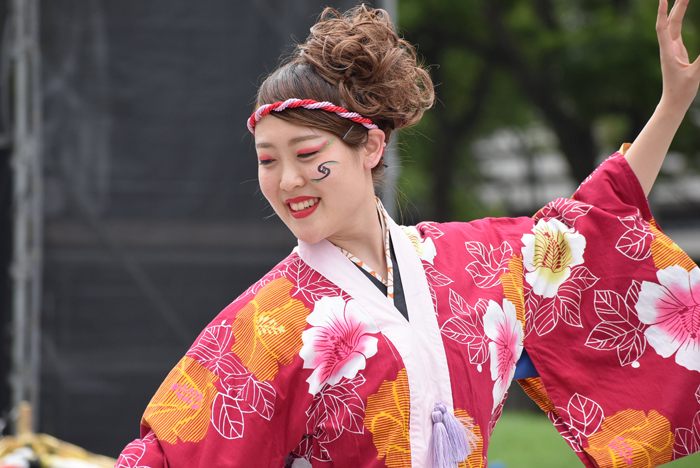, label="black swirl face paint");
[311,160,339,183]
